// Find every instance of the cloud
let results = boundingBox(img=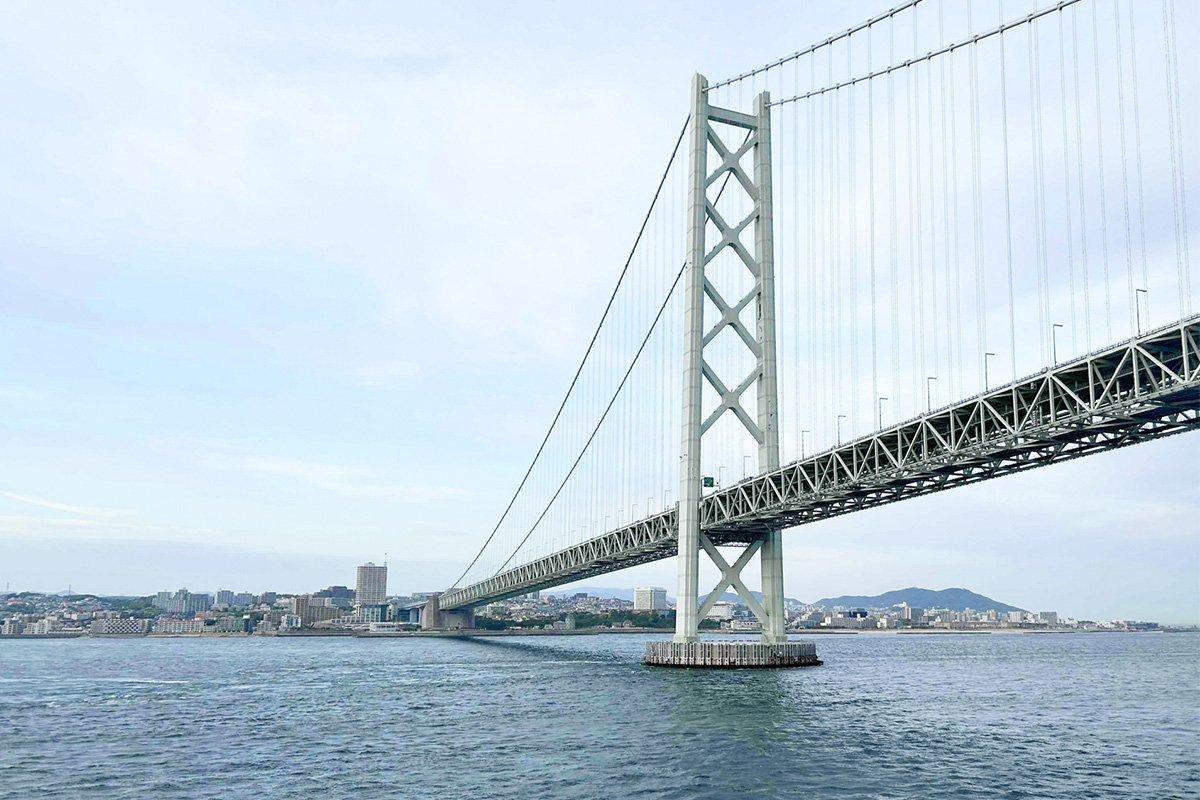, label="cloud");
[0,490,133,519]
[352,361,418,386]
[203,448,471,504]
[326,482,470,503]
[0,515,100,530]
[223,454,367,483]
